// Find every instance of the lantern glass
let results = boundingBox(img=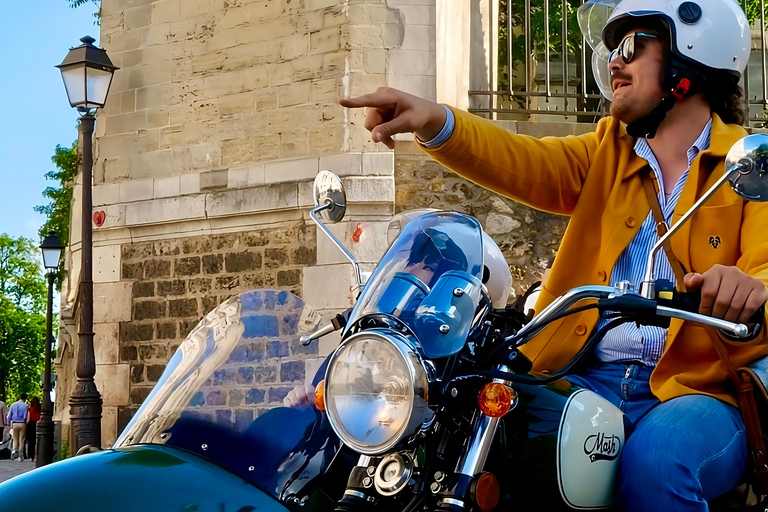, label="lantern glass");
[85,66,114,108]
[60,64,86,108]
[39,232,64,272]
[60,63,114,110]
